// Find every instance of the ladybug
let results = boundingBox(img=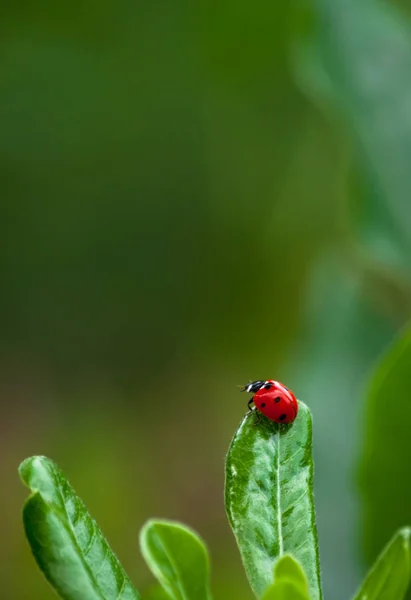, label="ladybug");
[241,379,298,425]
